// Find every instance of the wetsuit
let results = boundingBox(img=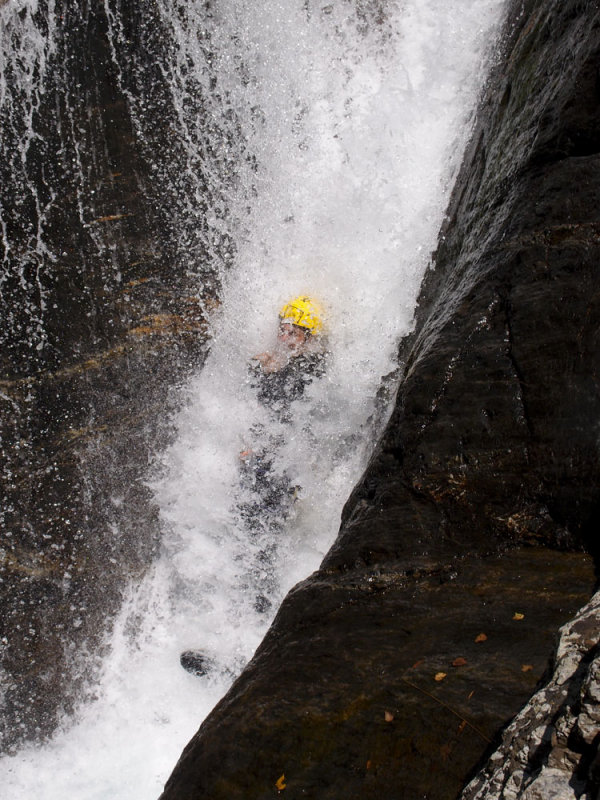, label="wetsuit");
[238,350,327,532]
[251,350,326,417]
